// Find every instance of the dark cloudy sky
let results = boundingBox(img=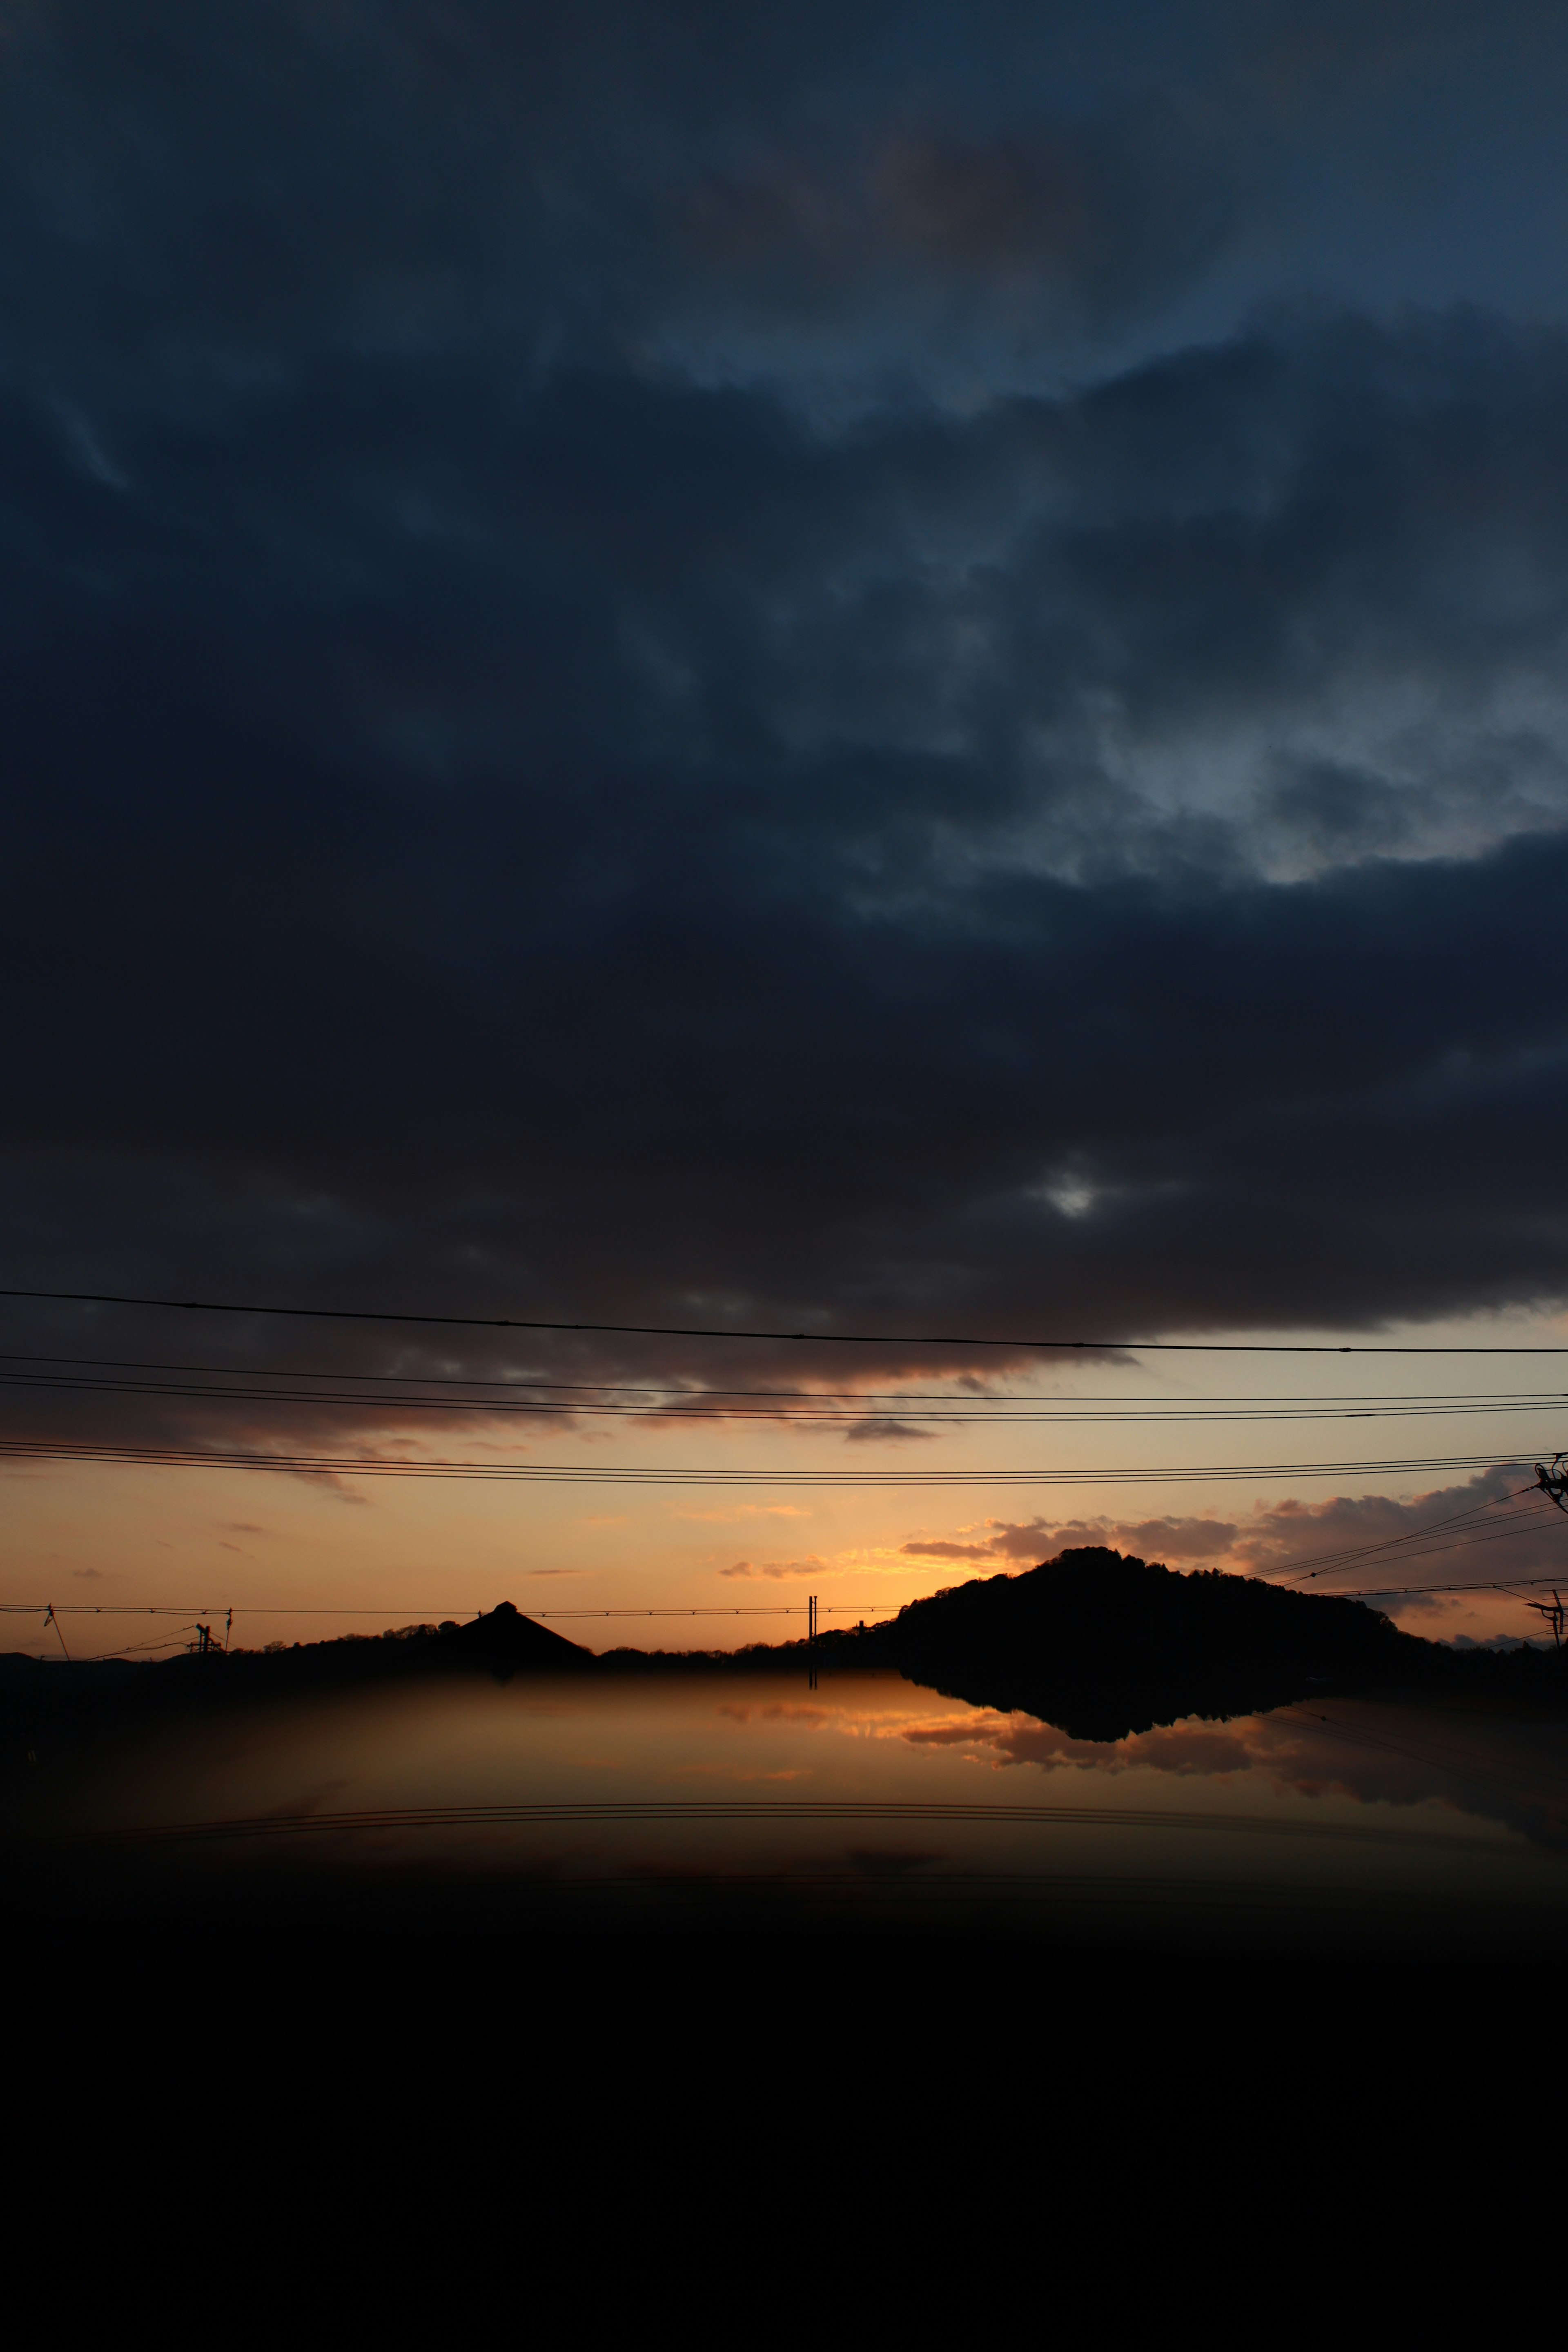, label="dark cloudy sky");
[7,4,1568,1637]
